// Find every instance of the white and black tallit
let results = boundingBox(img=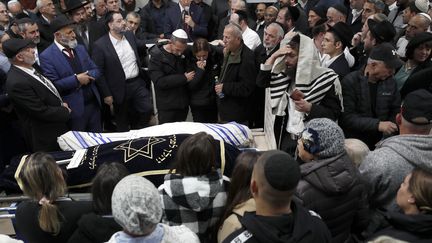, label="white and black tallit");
[269,33,343,135]
[158,169,227,241]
